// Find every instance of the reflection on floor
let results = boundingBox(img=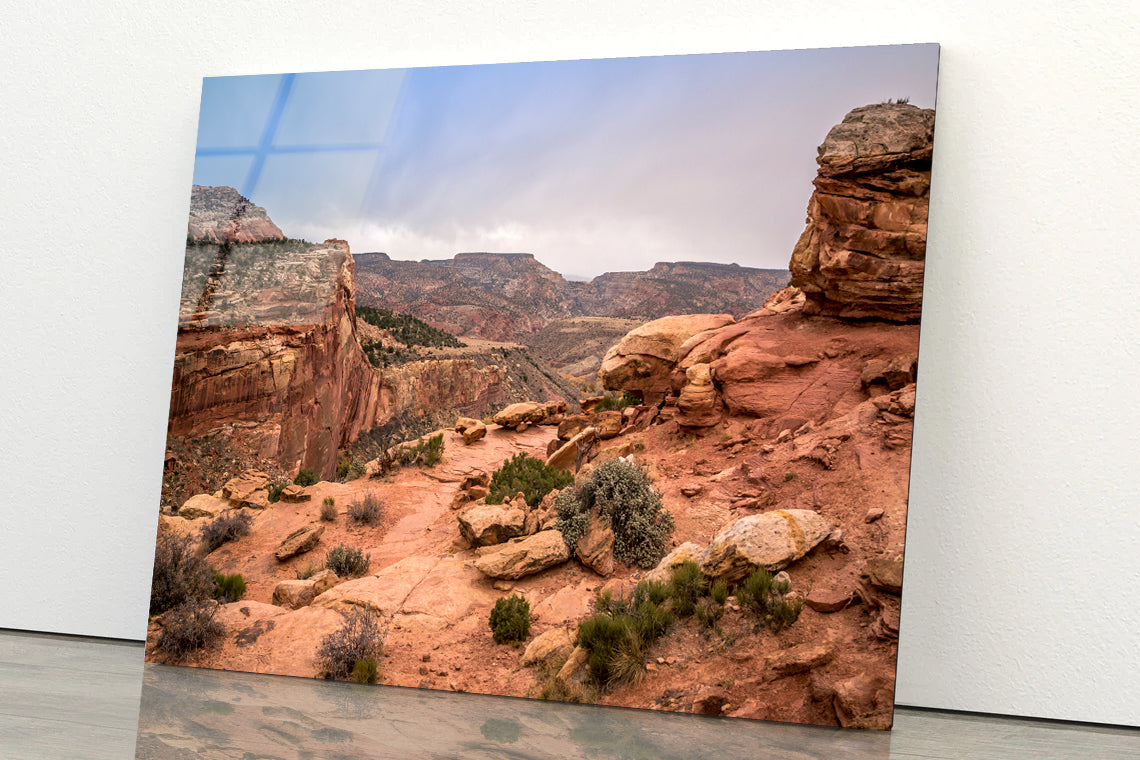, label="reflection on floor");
[1,630,1137,760]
